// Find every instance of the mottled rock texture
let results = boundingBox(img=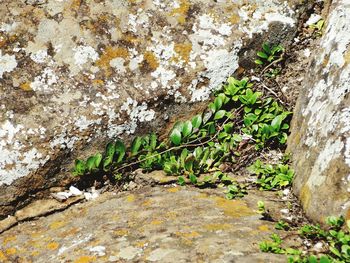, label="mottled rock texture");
[289,0,350,223]
[0,0,302,217]
[0,186,289,262]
